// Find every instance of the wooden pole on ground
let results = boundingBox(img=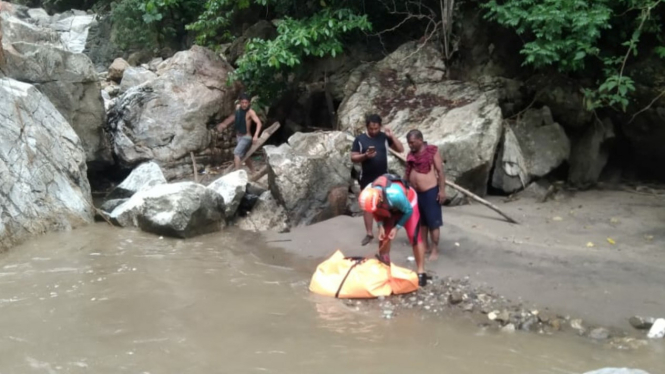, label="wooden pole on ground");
[250,165,269,182]
[190,152,199,183]
[389,148,519,225]
[222,122,281,175]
